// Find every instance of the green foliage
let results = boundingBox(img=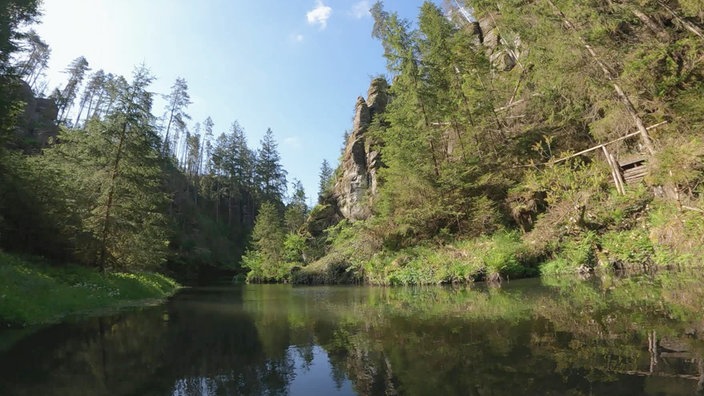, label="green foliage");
[0,251,179,327]
[648,200,704,267]
[2,0,703,289]
[352,231,537,286]
[255,128,288,203]
[601,229,654,267]
[0,1,40,73]
[480,231,530,278]
[37,81,170,271]
[540,231,598,275]
[283,233,306,263]
[284,179,308,233]
[647,138,704,194]
[242,202,289,282]
[318,159,334,201]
